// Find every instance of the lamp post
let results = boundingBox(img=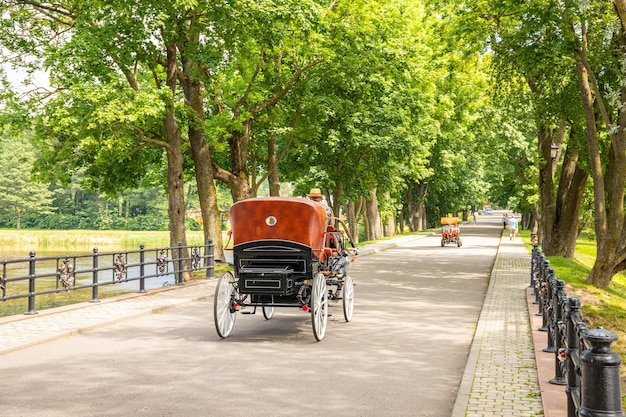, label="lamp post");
[550,143,559,180]
[550,143,559,165]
